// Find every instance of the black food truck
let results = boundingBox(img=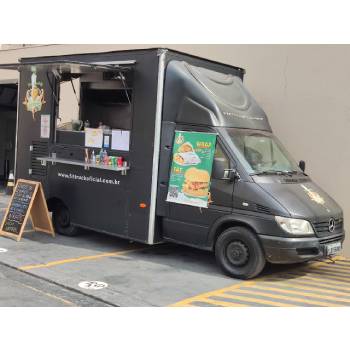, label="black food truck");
[0,48,345,279]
